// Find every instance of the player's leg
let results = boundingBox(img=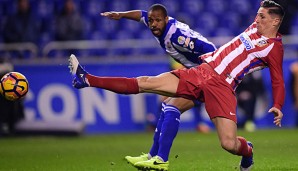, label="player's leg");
[212,117,253,170]
[204,74,253,171]
[151,98,194,157]
[126,98,194,169]
[125,102,167,166]
[156,97,194,161]
[134,98,194,170]
[148,102,166,157]
[69,54,179,96]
